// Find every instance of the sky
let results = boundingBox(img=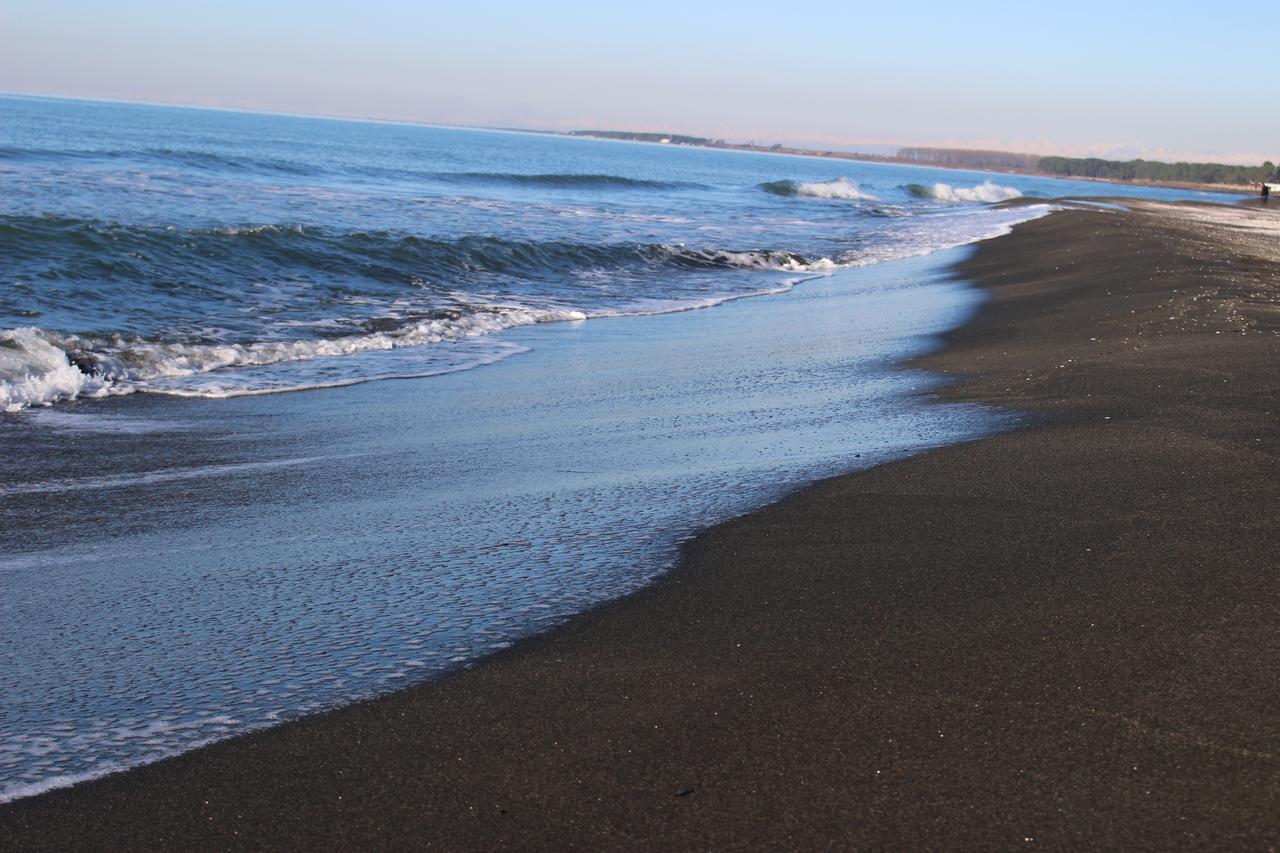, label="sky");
[2,1,1276,164]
